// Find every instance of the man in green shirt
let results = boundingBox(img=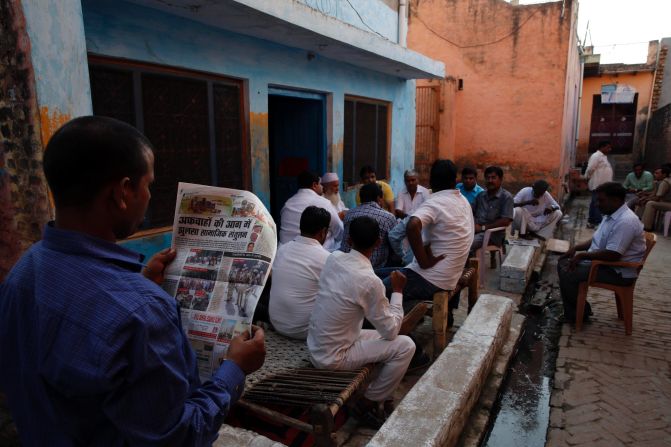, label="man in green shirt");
[623,163,653,193]
[623,162,654,209]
